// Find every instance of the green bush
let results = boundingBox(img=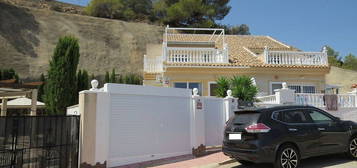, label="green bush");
[215,76,258,101]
